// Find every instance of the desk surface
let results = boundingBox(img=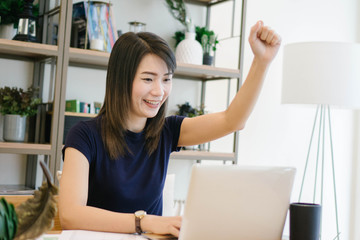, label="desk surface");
[37,230,175,240]
[41,230,289,240]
